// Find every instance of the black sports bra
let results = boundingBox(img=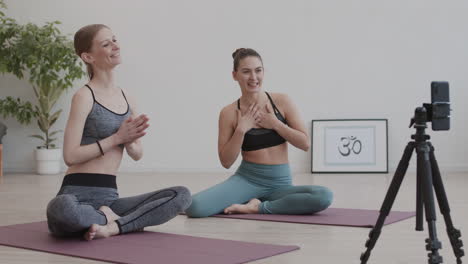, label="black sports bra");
[238,92,287,151]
